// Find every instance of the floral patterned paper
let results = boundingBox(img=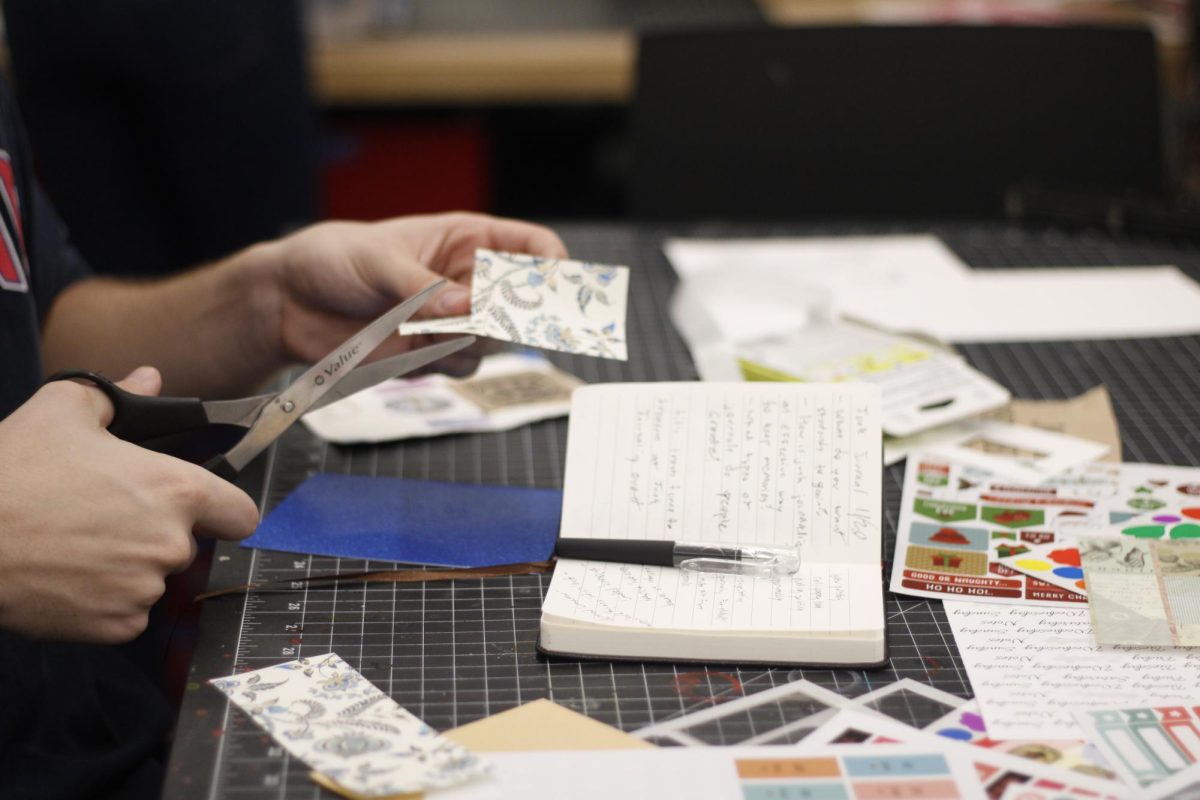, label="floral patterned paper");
[399,248,629,360]
[210,653,486,796]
